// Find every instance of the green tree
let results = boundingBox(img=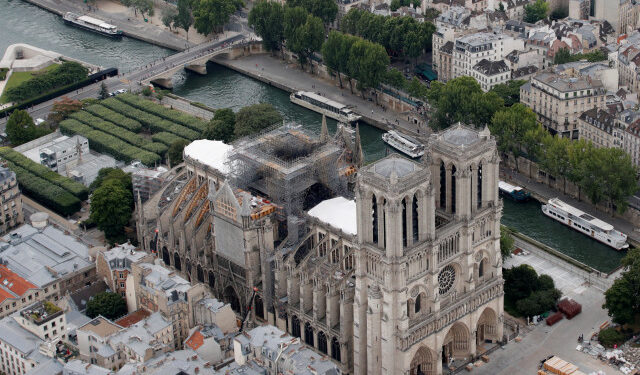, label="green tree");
[604,247,640,325]
[322,31,348,88]
[288,14,324,70]
[347,39,368,95]
[48,96,83,124]
[161,6,177,30]
[490,103,538,168]
[407,77,429,99]
[539,135,572,193]
[383,67,407,90]
[89,168,132,193]
[193,0,240,35]
[498,2,505,12]
[358,42,390,102]
[6,110,37,146]
[524,0,549,23]
[287,0,338,25]
[405,31,422,63]
[98,82,109,100]
[283,6,308,42]
[86,292,128,320]
[537,274,555,291]
[234,103,282,138]
[174,0,194,41]
[469,91,504,128]
[584,147,638,213]
[553,48,573,65]
[427,76,486,129]
[489,80,526,107]
[248,1,284,52]
[503,264,539,301]
[203,108,236,143]
[516,288,561,317]
[500,228,515,259]
[390,0,401,11]
[168,139,189,166]
[598,328,626,348]
[90,178,133,244]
